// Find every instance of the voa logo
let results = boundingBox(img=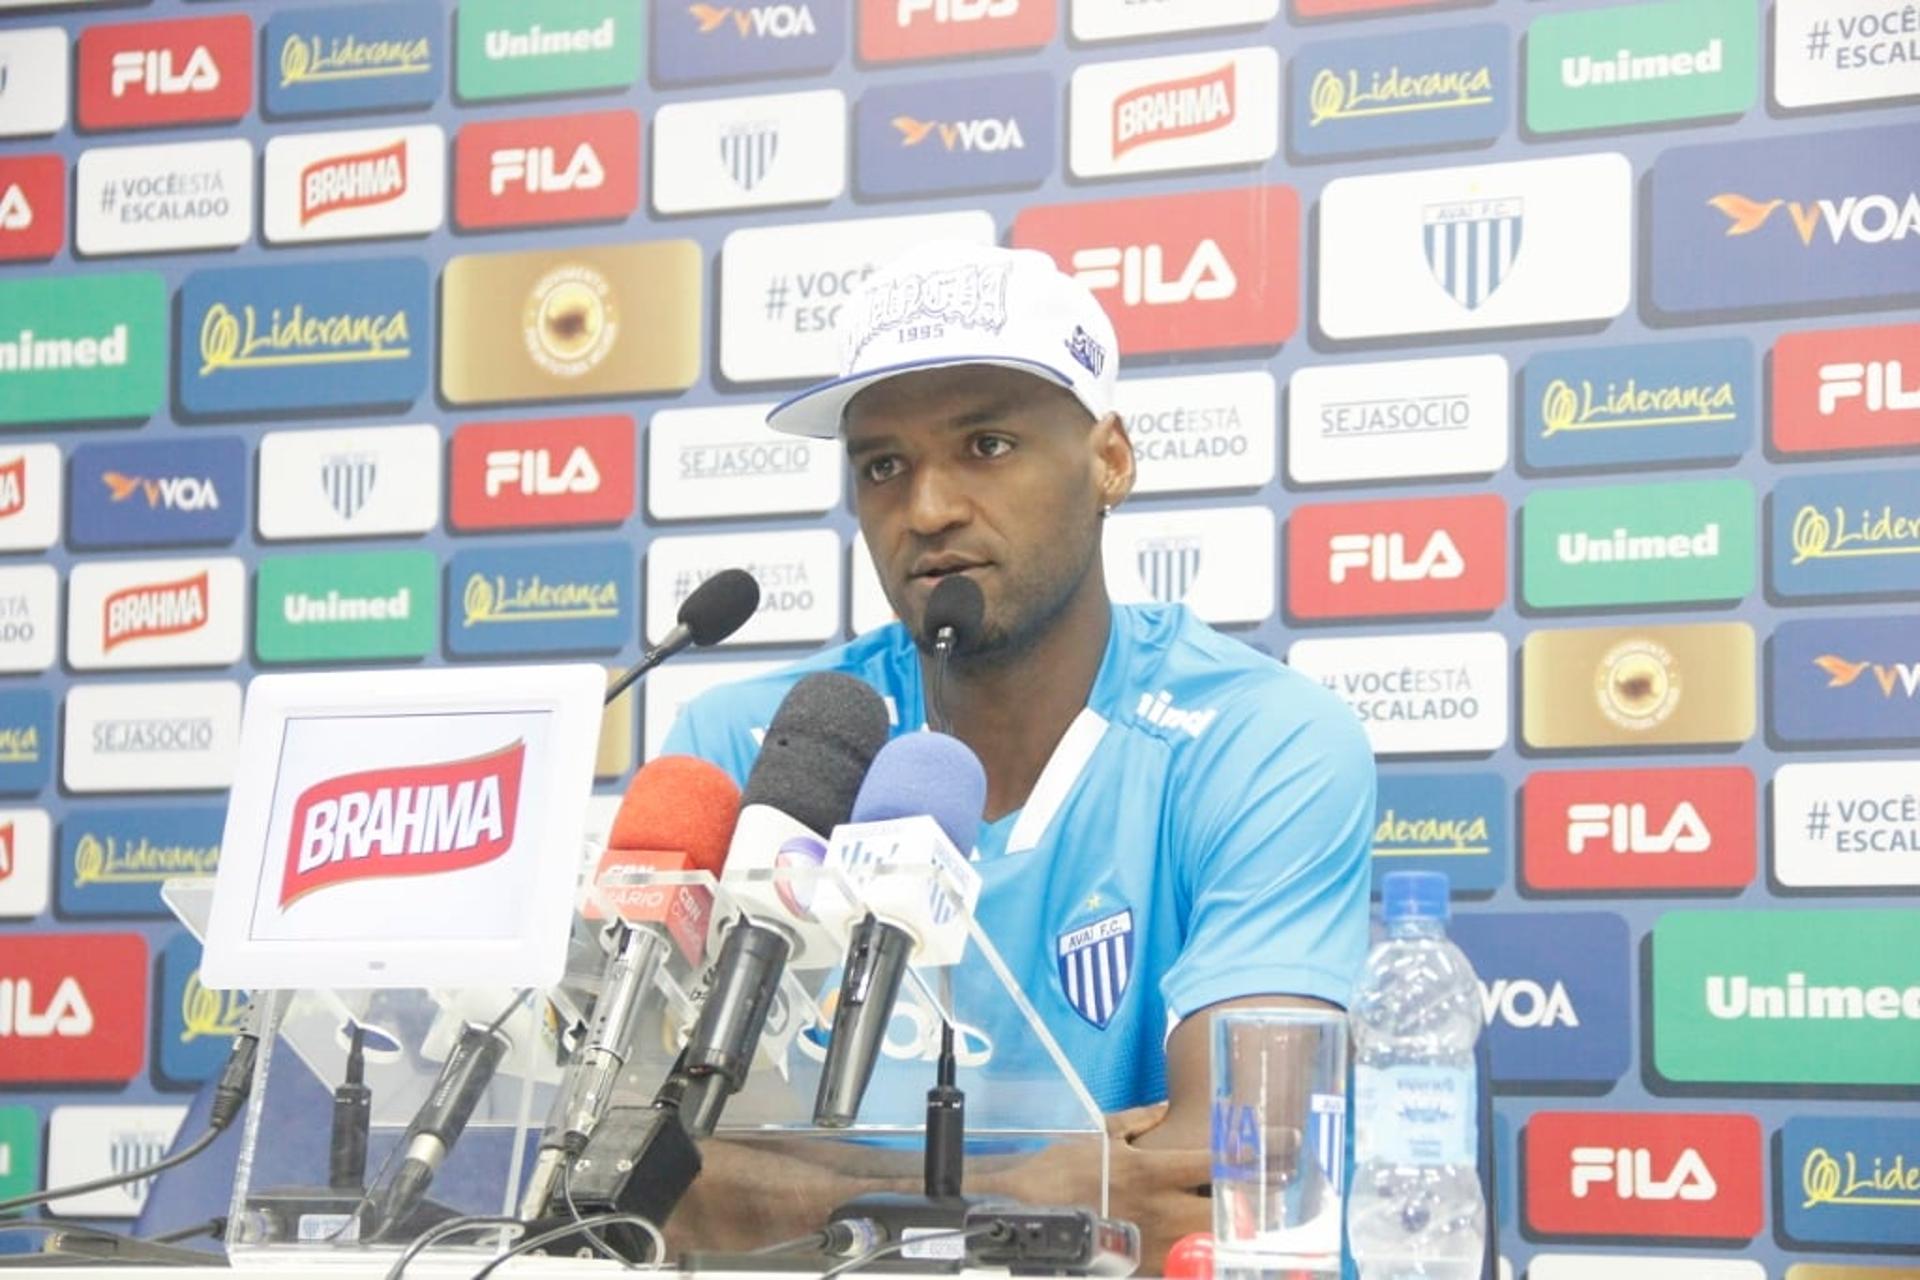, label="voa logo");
[1328,531,1463,584]
[696,4,819,37]
[898,0,1017,22]
[104,472,221,512]
[111,47,219,97]
[895,116,1025,153]
[1072,241,1235,307]
[1483,977,1578,1028]
[491,144,604,195]
[1567,802,1710,854]
[1716,190,1920,246]
[1571,1147,1716,1201]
